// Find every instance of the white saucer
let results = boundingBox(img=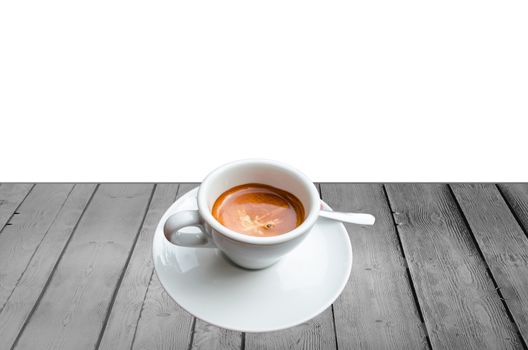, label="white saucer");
[152,187,352,332]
